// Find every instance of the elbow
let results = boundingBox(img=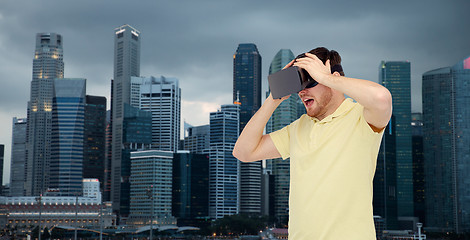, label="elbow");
[232,148,255,163]
[374,87,393,116]
[232,150,247,162]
